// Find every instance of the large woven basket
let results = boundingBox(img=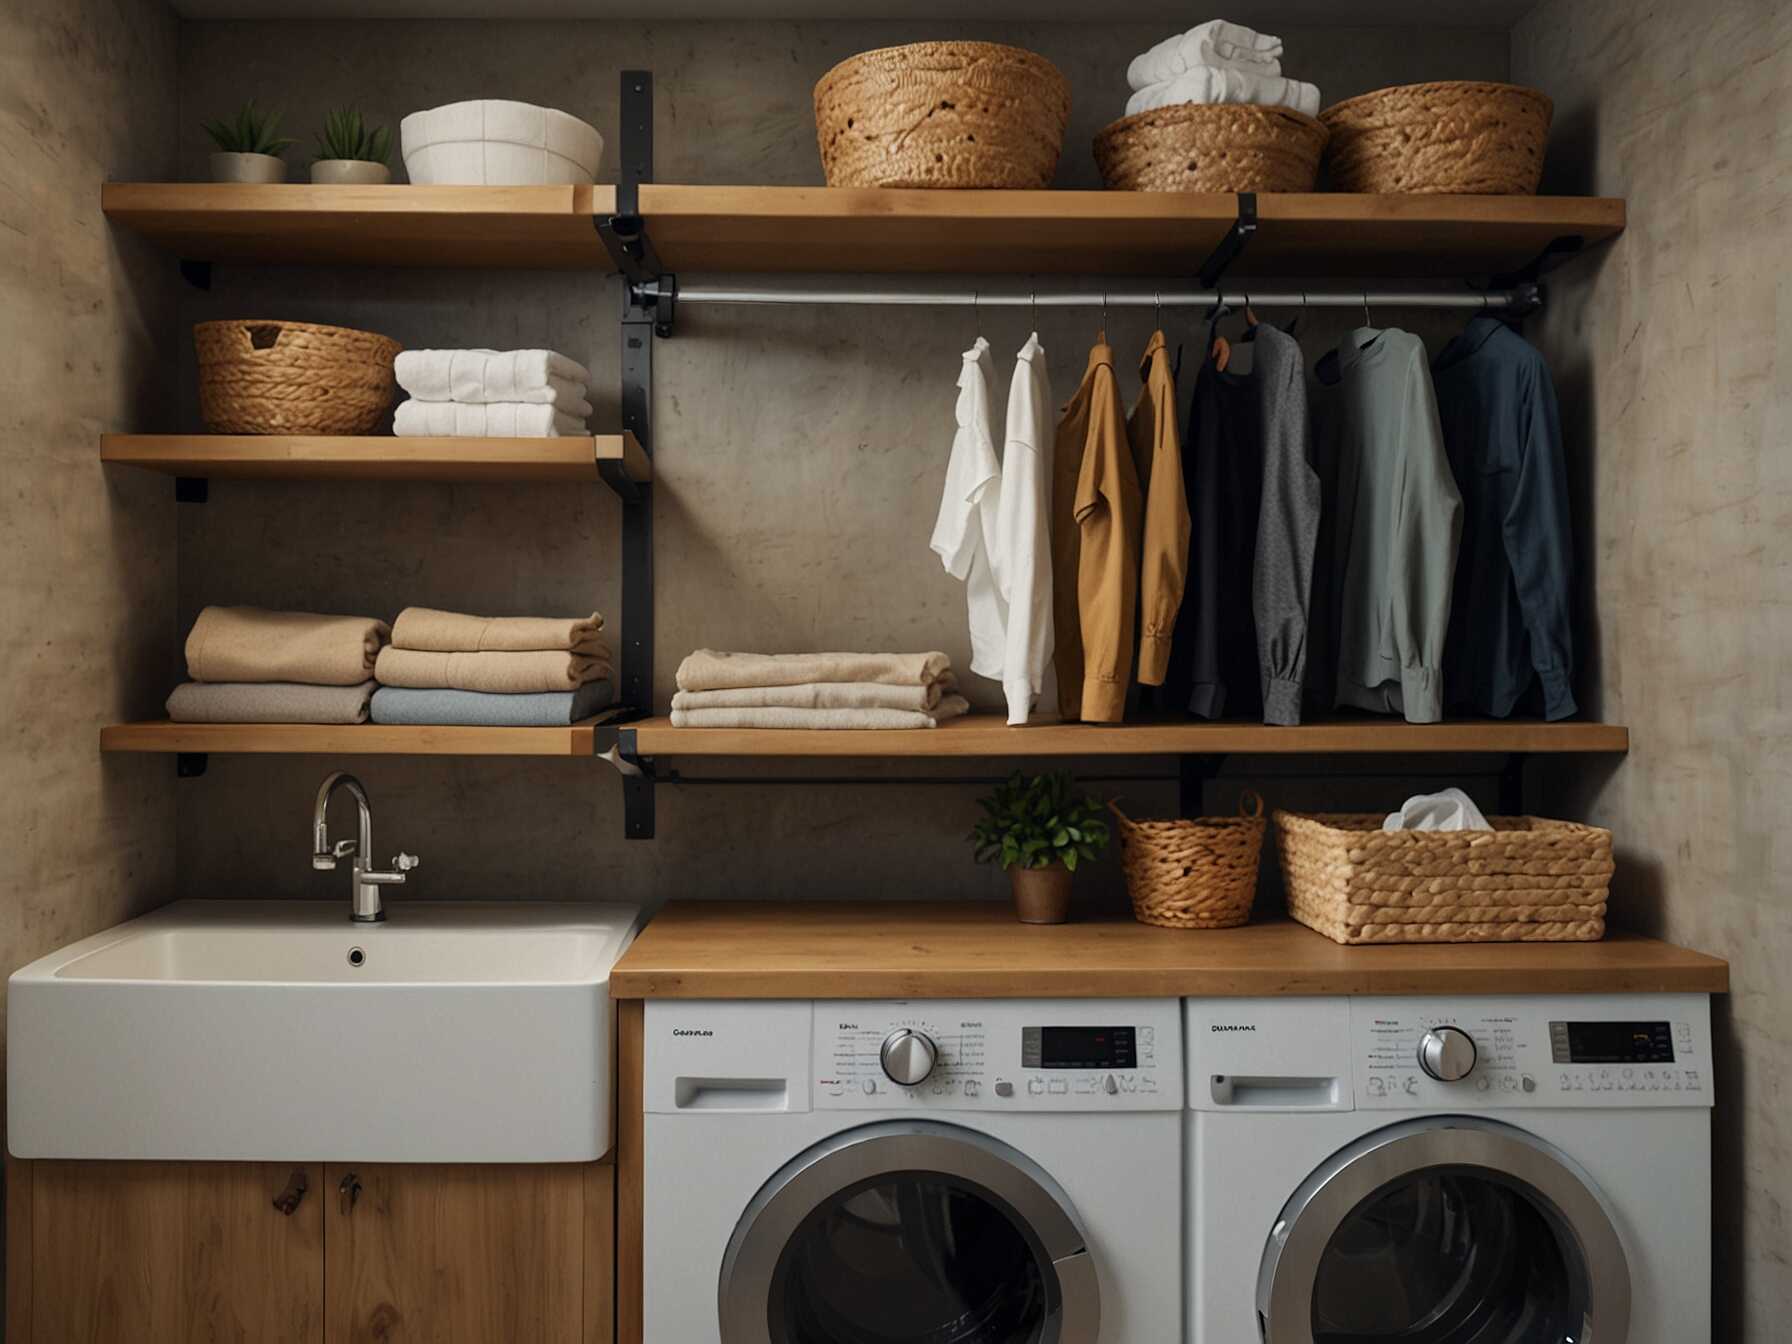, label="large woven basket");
[1319,81,1552,195]
[195,319,401,435]
[1094,104,1327,193]
[1110,792,1266,929]
[814,41,1071,189]
[1275,810,1613,945]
